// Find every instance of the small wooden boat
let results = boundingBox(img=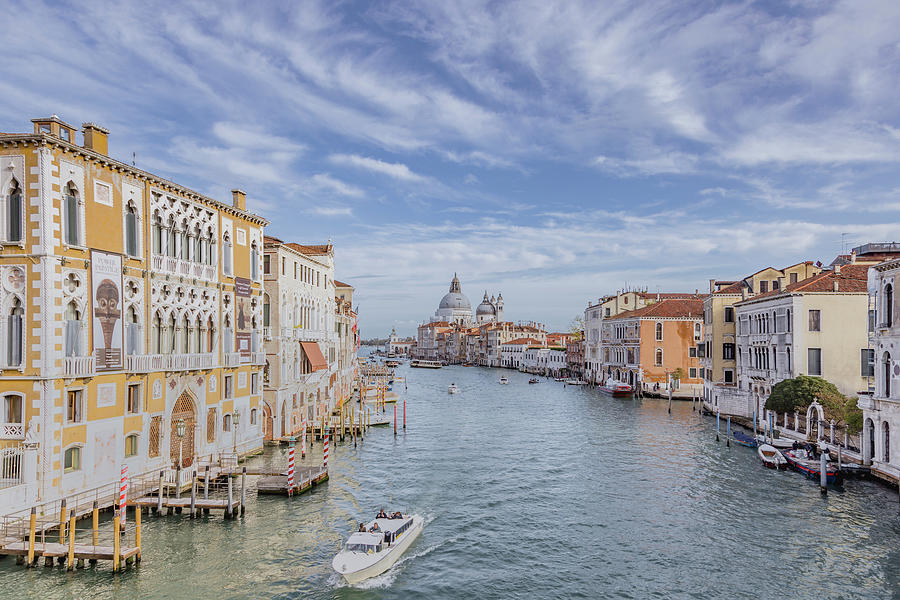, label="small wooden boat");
[599,379,633,397]
[528,378,540,384]
[757,444,788,469]
[783,449,841,484]
[732,431,758,448]
[565,379,587,386]
[448,383,459,394]
[499,376,508,385]
[755,435,794,449]
[554,378,566,382]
